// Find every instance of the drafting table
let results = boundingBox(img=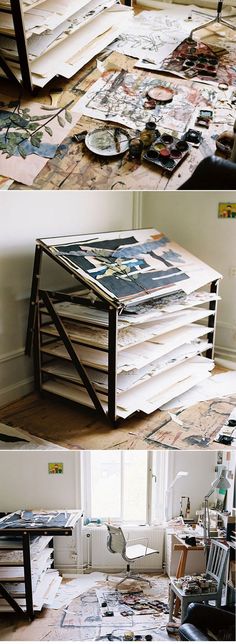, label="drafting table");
[0,510,83,620]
